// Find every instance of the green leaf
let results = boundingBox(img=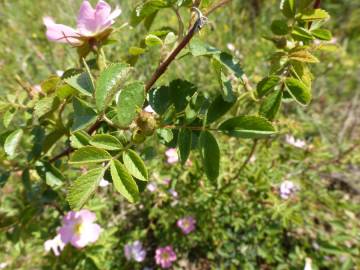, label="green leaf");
[69,146,112,165]
[34,95,58,118]
[95,63,131,112]
[145,34,163,47]
[284,77,312,105]
[280,0,295,18]
[40,76,60,93]
[116,82,145,128]
[123,149,148,181]
[289,50,319,63]
[3,108,16,128]
[206,95,235,124]
[271,19,289,35]
[0,171,10,188]
[189,39,221,56]
[90,134,123,151]
[213,52,243,78]
[311,28,332,41]
[291,26,315,41]
[219,115,276,138]
[4,129,23,157]
[149,79,197,114]
[259,91,283,121]
[212,59,236,102]
[67,167,105,210]
[110,160,139,203]
[256,76,281,97]
[177,128,192,165]
[39,162,64,188]
[129,46,146,56]
[130,0,168,26]
[298,8,330,22]
[64,72,94,96]
[71,97,97,132]
[199,131,220,181]
[70,131,91,149]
